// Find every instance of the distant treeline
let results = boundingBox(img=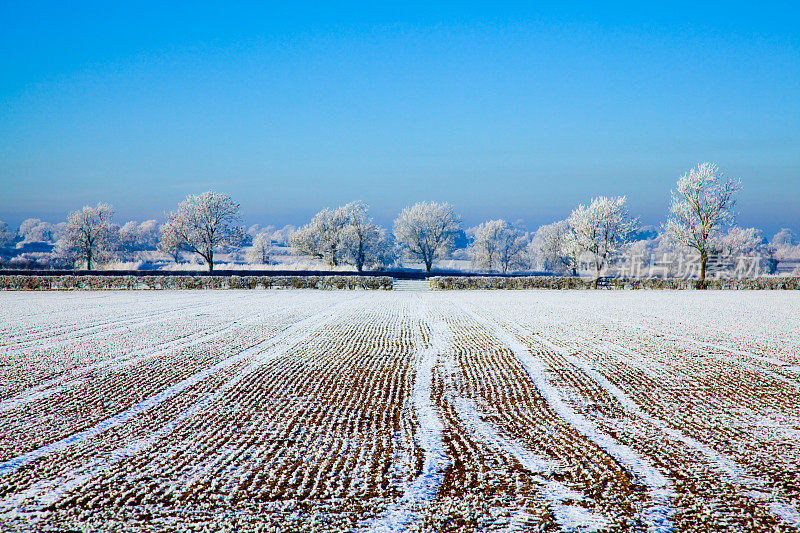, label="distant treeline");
[3,163,800,285]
